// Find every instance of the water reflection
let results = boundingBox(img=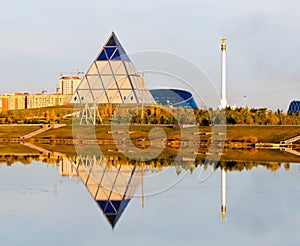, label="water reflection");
[72,155,149,228]
[221,168,227,220]
[0,147,300,231]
